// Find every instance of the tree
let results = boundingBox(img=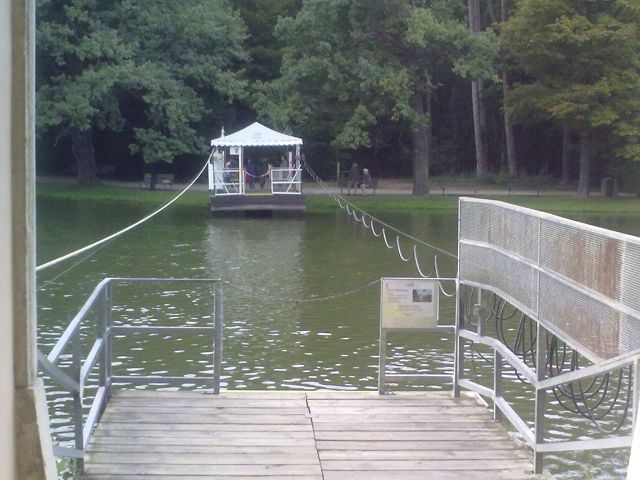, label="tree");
[501,0,640,197]
[500,0,517,179]
[255,0,496,196]
[468,0,489,177]
[37,0,248,186]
